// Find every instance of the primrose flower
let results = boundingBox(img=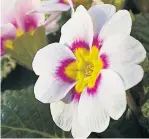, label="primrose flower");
[33,5,146,138]
[30,0,74,27]
[0,0,45,55]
